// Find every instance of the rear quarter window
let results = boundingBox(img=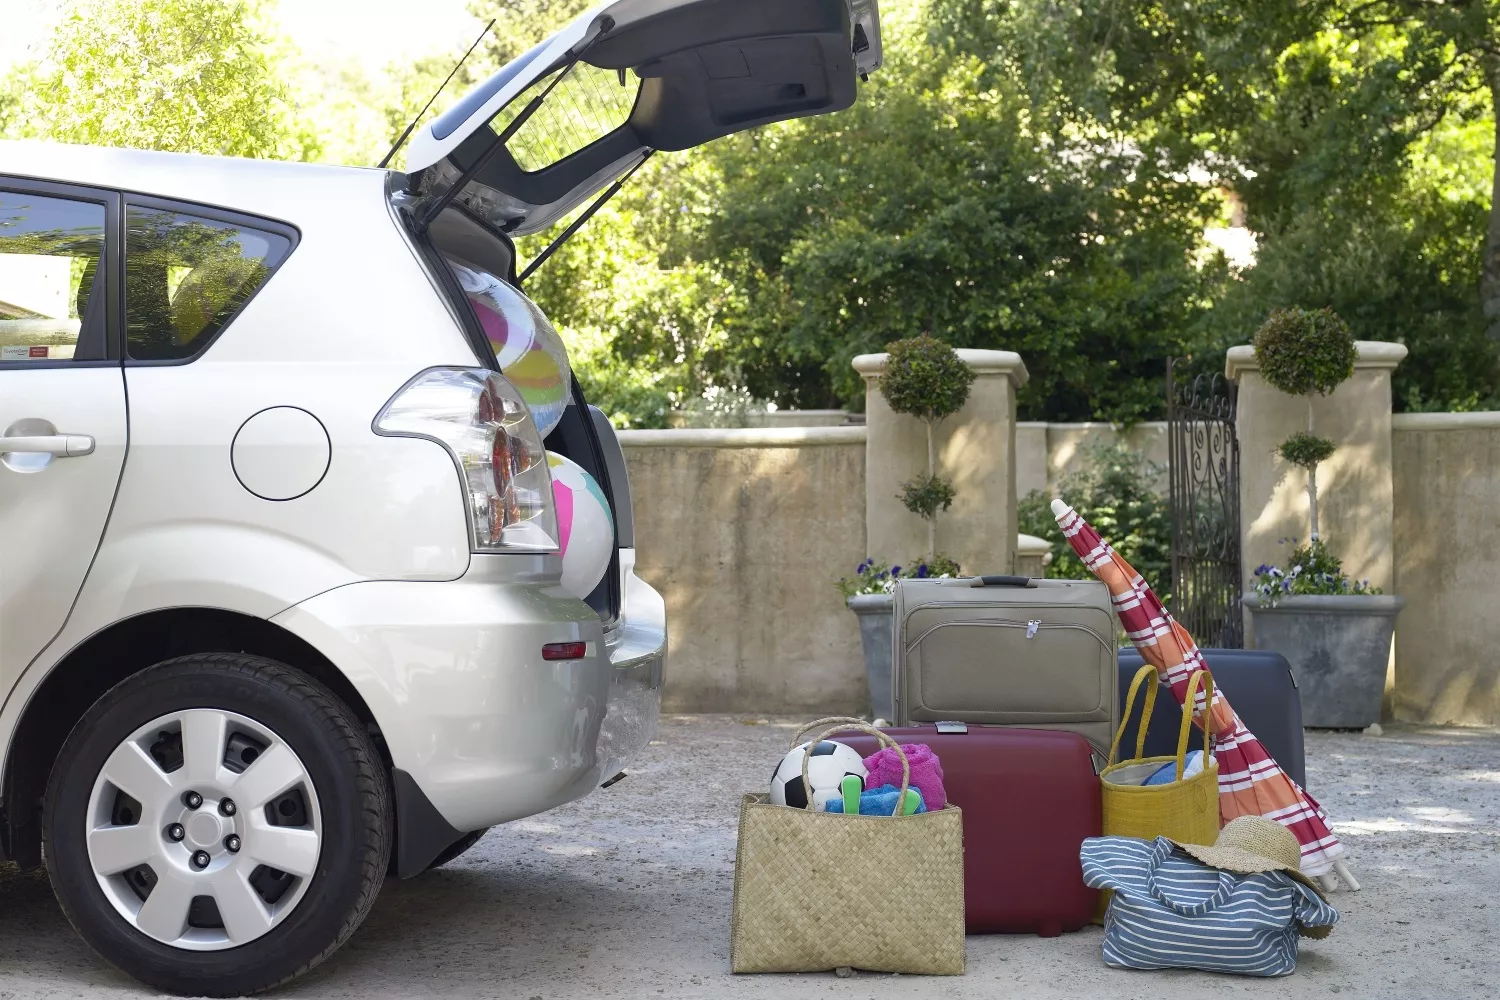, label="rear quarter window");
[125,203,294,361]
